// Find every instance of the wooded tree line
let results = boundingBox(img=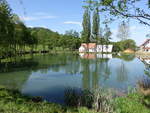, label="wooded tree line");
[0,0,140,59]
[0,0,81,58]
